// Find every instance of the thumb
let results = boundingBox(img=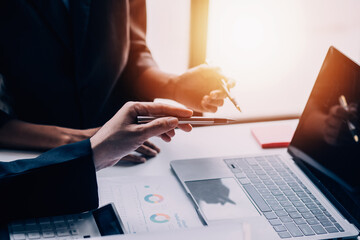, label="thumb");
[142,117,178,140]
